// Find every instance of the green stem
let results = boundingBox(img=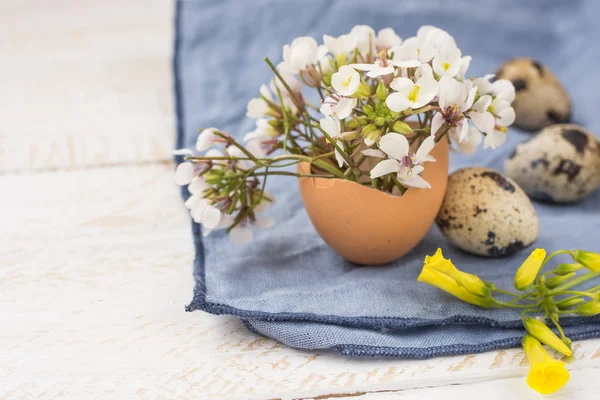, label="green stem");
[554,290,598,300]
[312,122,356,175]
[548,271,600,295]
[541,250,573,269]
[213,132,258,162]
[264,57,303,110]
